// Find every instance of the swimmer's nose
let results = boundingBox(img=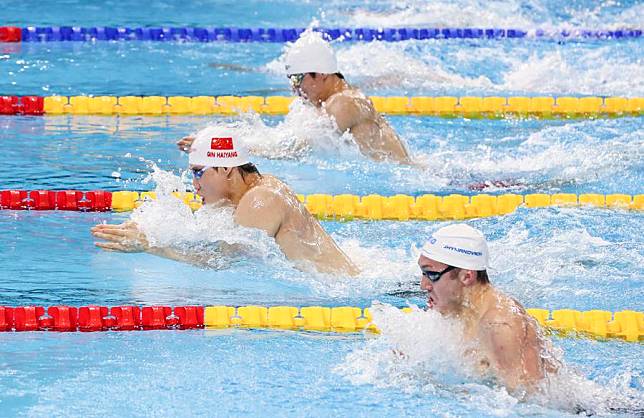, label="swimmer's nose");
[420,276,432,291]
